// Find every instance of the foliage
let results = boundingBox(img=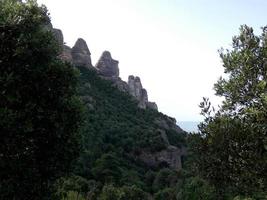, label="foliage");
[120,185,149,200]
[176,176,216,200]
[190,25,267,198]
[55,175,92,200]
[98,185,149,200]
[98,185,123,200]
[72,65,186,196]
[0,0,83,199]
[0,1,188,199]
[92,153,123,184]
[154,188,176,200]
[152,168,179,192]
